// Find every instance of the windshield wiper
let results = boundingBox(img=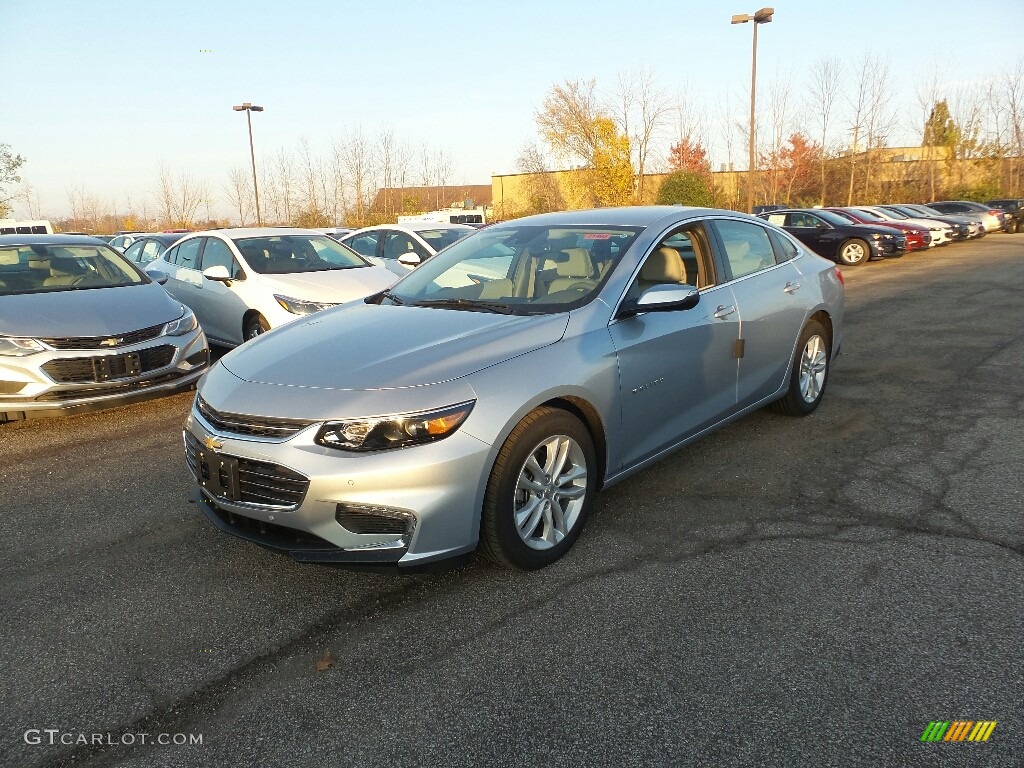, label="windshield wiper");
[410,298,517,314]
[381,288,406,305]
